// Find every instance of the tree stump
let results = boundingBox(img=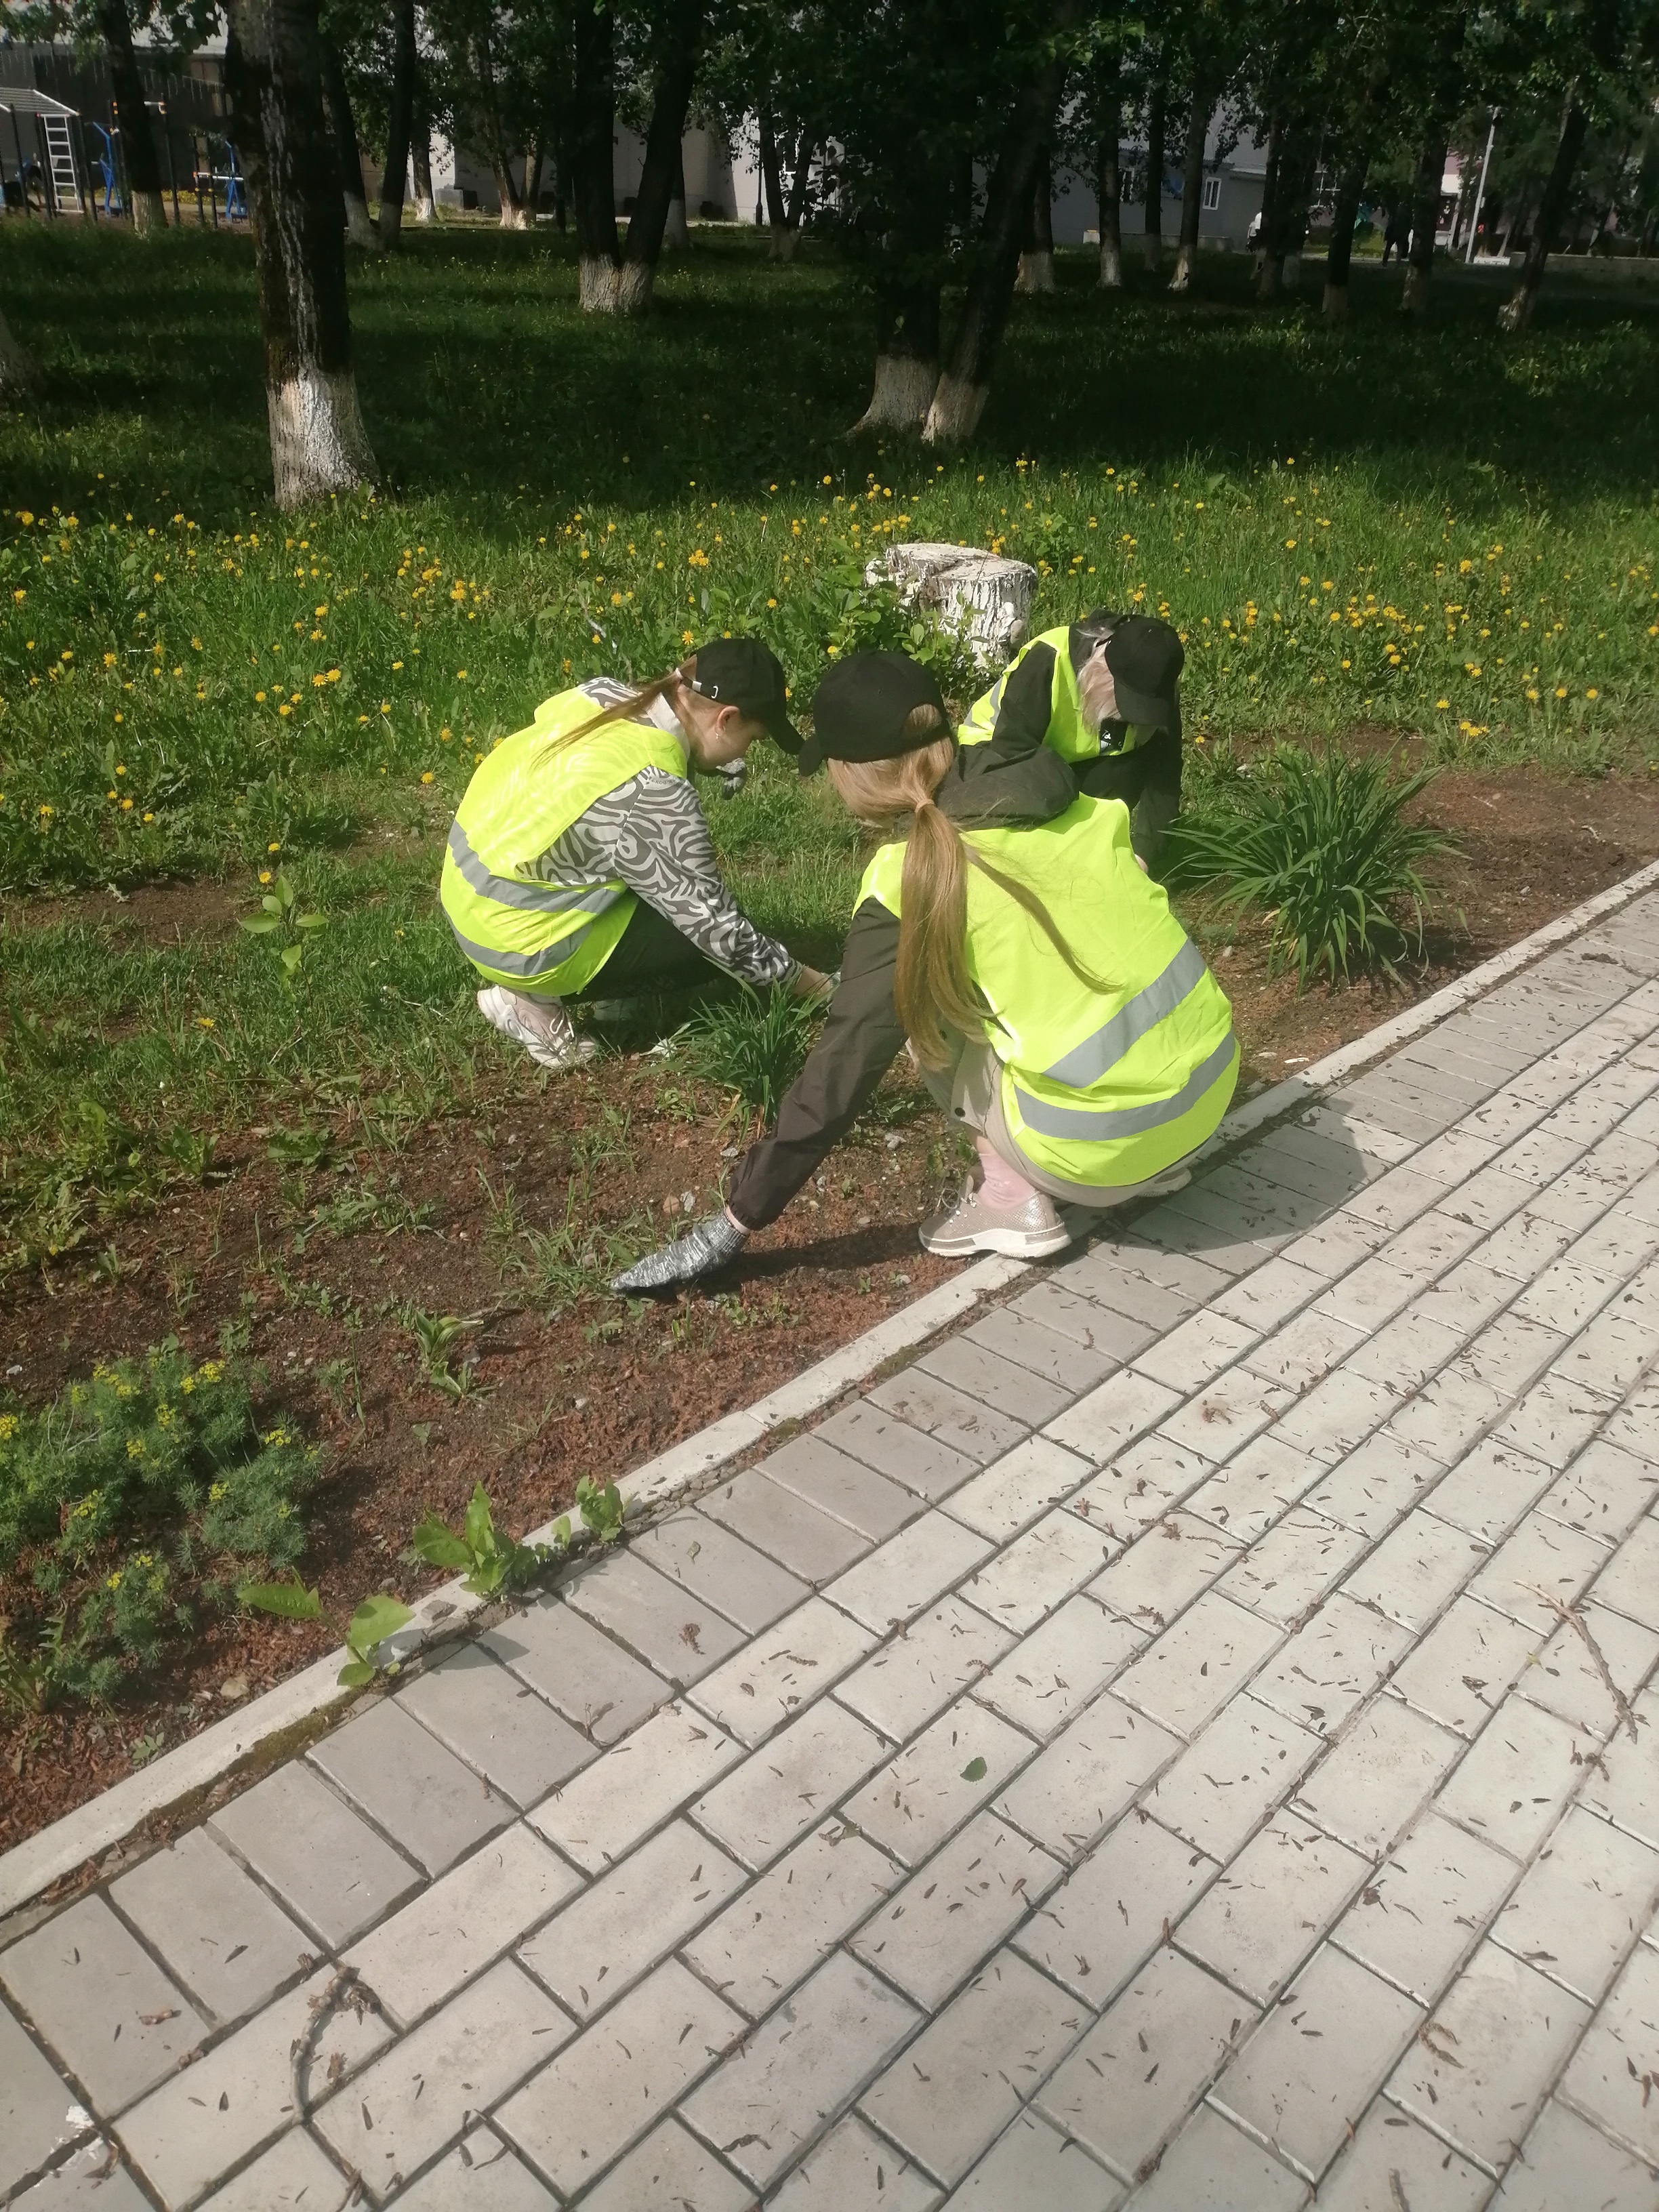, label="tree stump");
[864,542,1038,670]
